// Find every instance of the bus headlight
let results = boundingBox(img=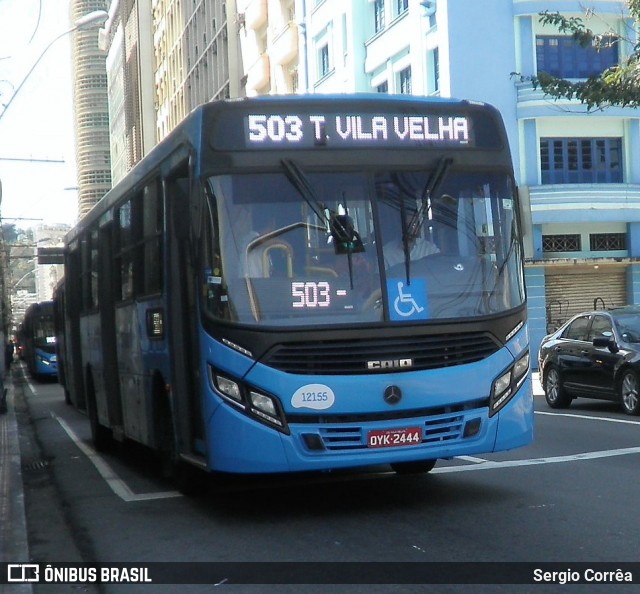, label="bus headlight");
[215,375,242,403]
[210,367,288,433]
[490,351,529,417]
[249,391,283,427]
